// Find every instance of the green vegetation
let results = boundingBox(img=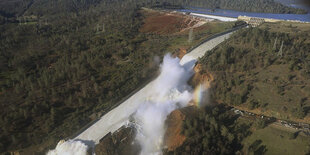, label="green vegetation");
[243,124,310,155]
[199,23,310,122]
[0,0,308,153]
[166,105,309,155]
[0,3,151,153]
[168,22,236,52]
[0,0,306,22]
[165,105,251,154]
[0,0,237,153]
